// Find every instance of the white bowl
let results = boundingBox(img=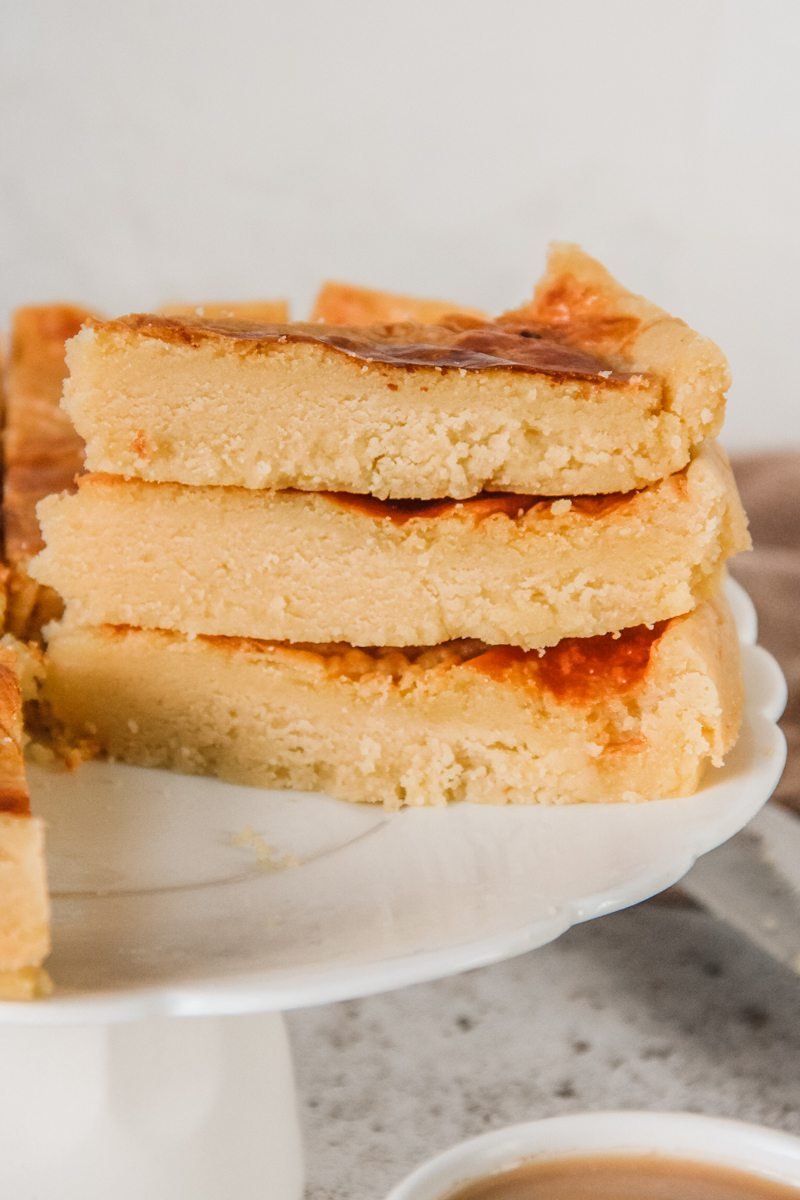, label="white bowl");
[386,1111,800,1199]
